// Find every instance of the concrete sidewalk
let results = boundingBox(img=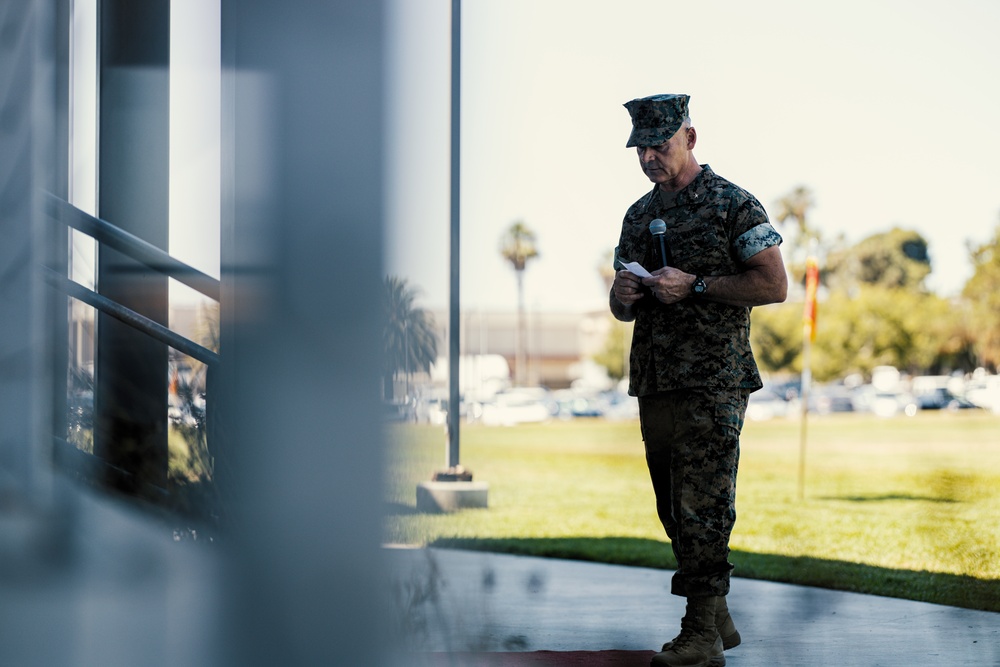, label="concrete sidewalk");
[386,547,1000,666]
